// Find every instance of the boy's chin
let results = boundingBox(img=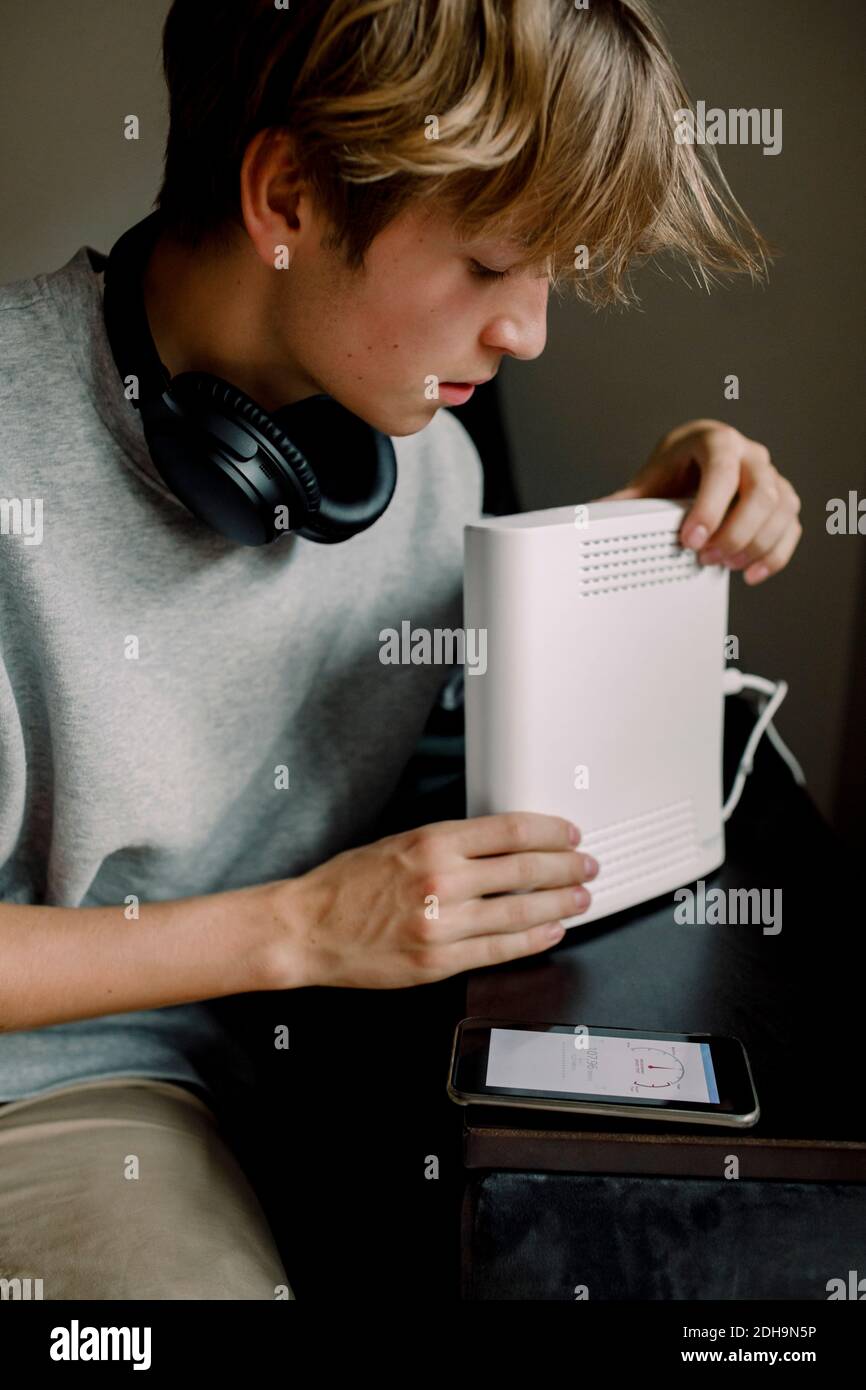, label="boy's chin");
[372,398,443,438]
